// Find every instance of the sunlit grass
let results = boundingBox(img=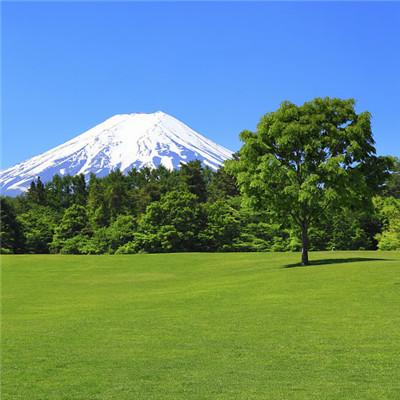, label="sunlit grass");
[2,251,399,399]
